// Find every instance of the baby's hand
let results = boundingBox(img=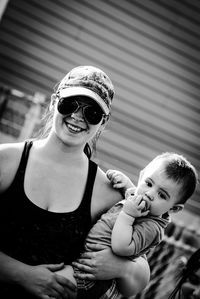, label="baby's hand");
[106,169,134,190]
[123,194,149,218]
